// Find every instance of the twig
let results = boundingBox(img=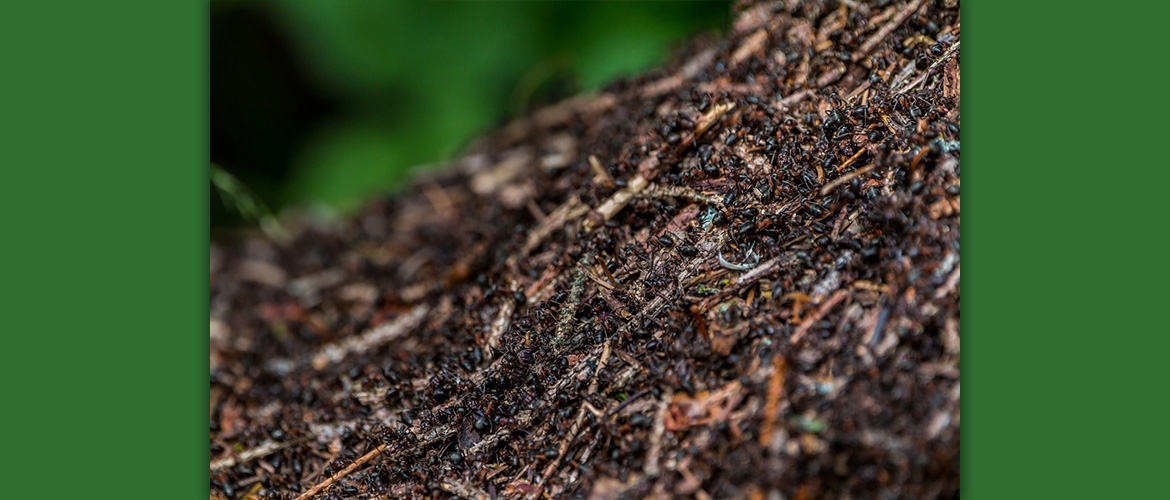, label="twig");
[896,41,960,95]
[596,255,619,287]
[442,480,491,500]
[211,438,303,471]
[293,444,387,500]
[527,341,611,499]
[583,163,653,232]
[837,147,869,173]
[553,251,593,345]
[820,163,876,196]
[640,47,718,98]
[691,101,736,142]
[516,195,589,258]
[641,183,724,205]
[759,355,788,449]
[934,264,960,299]
[265,304,428,375]
[790,289,850,343]
[853,0,927,62]
[309,305,429,371]
[485,282,520,358]
[644,389,672,478]
[776,89,811,107]
[731,29,769,65]
[589,155,613,184]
